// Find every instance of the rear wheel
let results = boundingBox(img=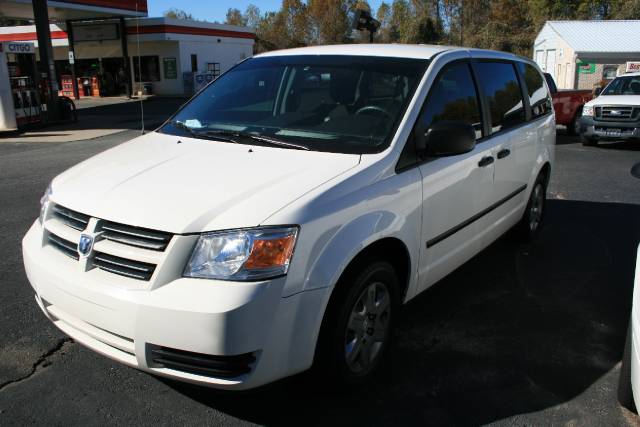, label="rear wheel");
[619,320,637,412]
[515,174,546,241]
[567,108,582,136]
[315,260,399,386]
